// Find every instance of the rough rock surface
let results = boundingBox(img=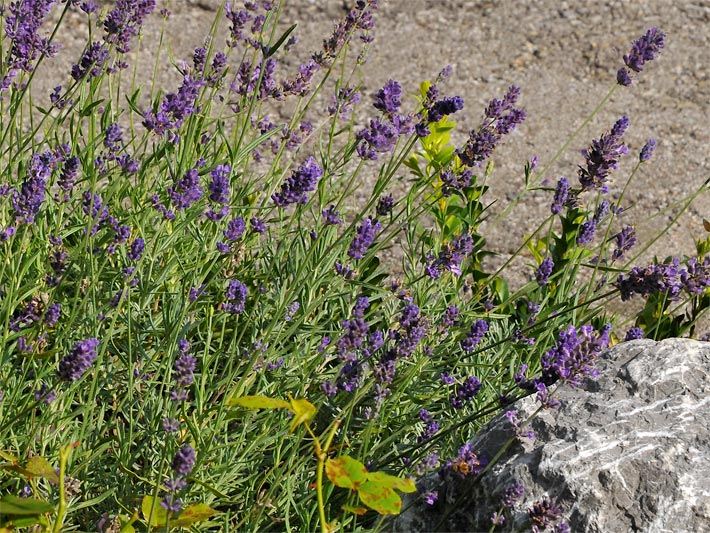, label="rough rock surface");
[394,339,710,532]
